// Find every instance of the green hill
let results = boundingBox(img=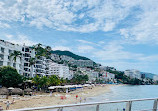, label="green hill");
[51,50,90,60]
